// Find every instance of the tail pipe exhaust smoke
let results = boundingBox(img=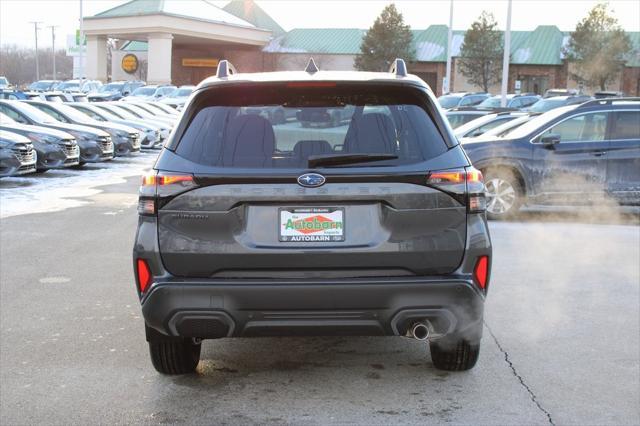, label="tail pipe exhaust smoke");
[408,321,431,341]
